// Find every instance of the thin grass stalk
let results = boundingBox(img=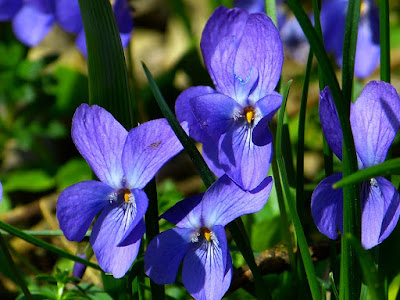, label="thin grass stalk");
[144,179,165,300]
[271,159,296,270]
[0,221,100,270]
[340,1,362,299]
[265,0,278,26]
[0,233,32,299]
[276,81,321,300]
[379,0,390,83]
